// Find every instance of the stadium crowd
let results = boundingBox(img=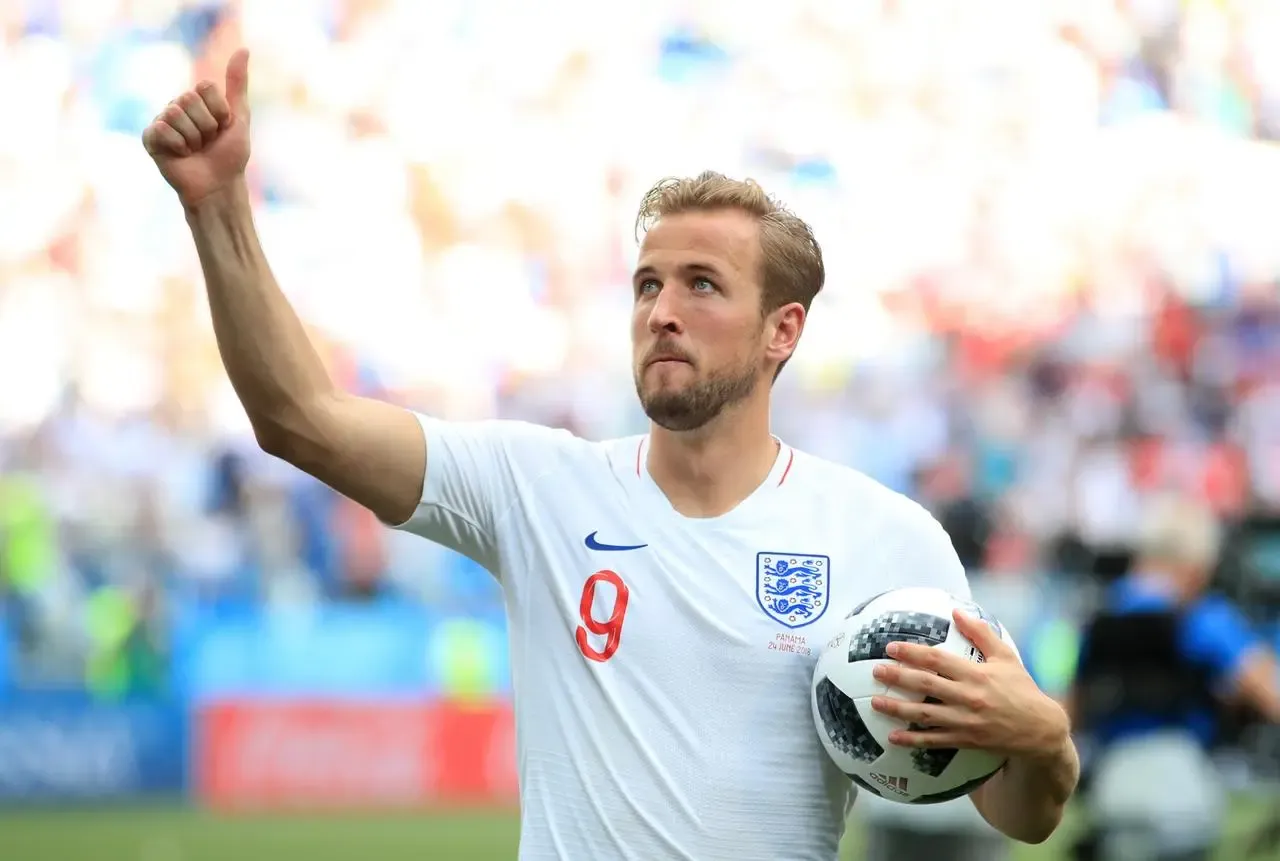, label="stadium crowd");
[1,0,1279,704]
